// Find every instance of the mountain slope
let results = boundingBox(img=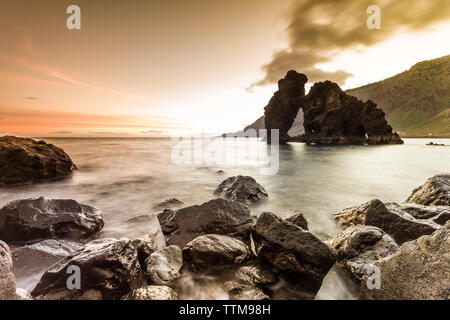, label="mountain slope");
[347,55,450,137]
